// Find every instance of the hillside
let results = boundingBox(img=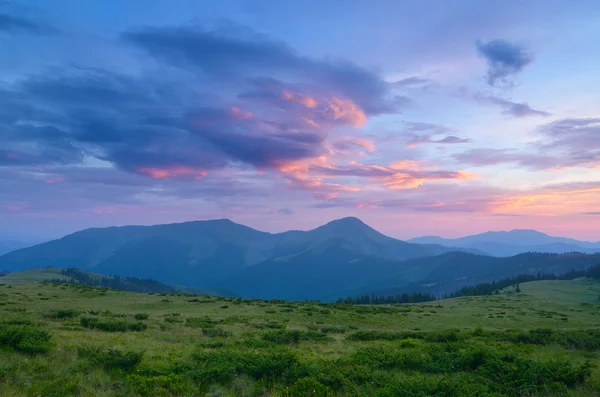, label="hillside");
[1,279,600,396]
[339,251,600,301]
